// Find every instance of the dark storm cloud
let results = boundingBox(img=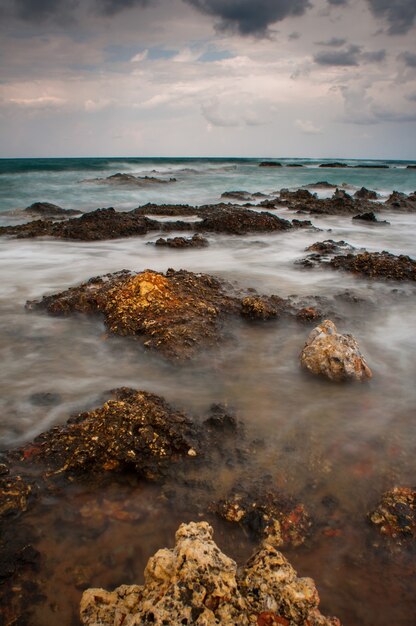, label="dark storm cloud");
[367,0,416,35]
[0,0,149,23]
[399,51,416,67]
[362,49,386,62]
[317,37,347,47]
[98,0,150,16]
[327,0,348,5]
[185,0,312,36]
[314,45,361,66]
